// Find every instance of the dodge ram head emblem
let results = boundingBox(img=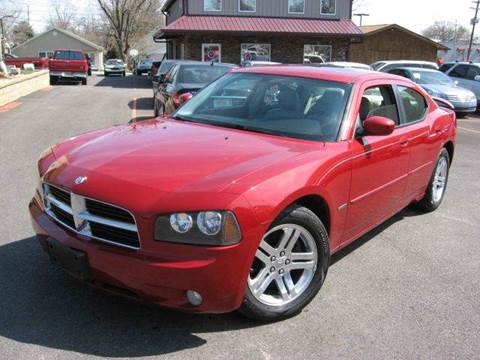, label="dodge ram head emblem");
[74,176,88,185]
